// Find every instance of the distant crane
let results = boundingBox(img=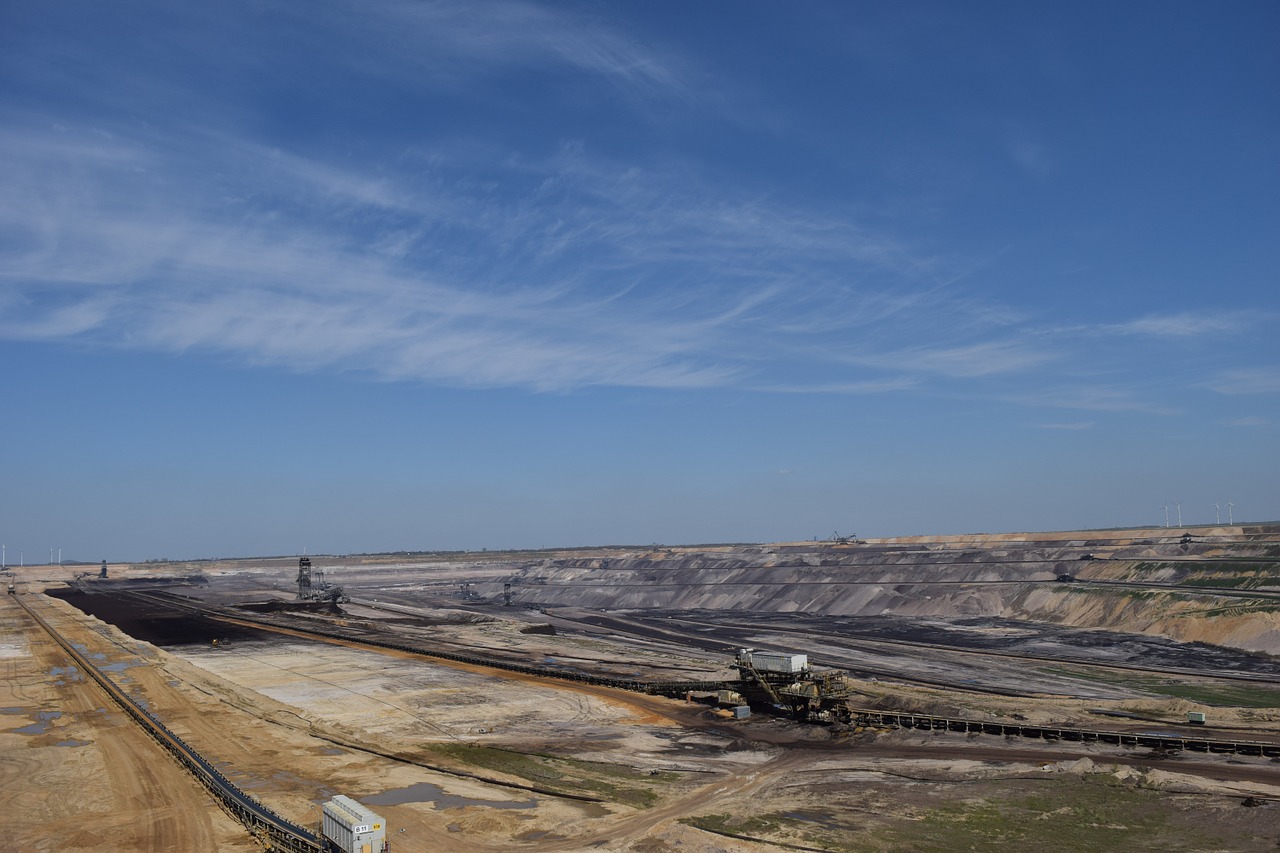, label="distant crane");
[296,557,313,599]
[296,556,347,604]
